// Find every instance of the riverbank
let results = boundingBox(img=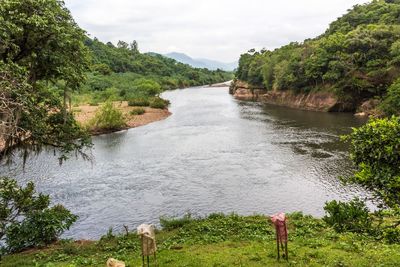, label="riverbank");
[73,101,171,135]
[3,213,400,266]
[230,80,361,113]
[209,80,233,87]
